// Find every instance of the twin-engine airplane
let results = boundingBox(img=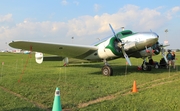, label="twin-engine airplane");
[9,24,168,76]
